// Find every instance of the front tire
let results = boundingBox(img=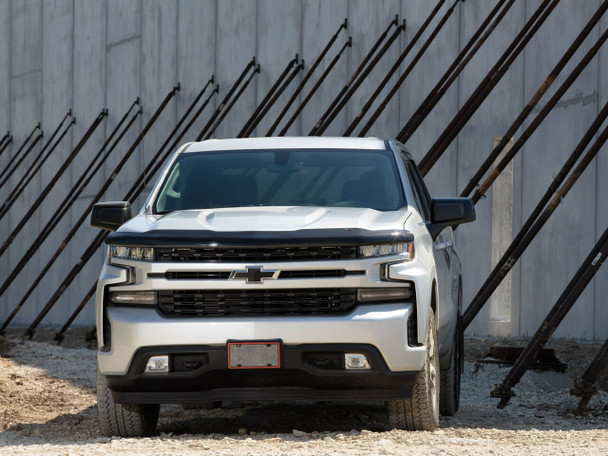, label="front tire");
[386,309,440,431]
[97,366,159,437]
[440,314,463,416]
